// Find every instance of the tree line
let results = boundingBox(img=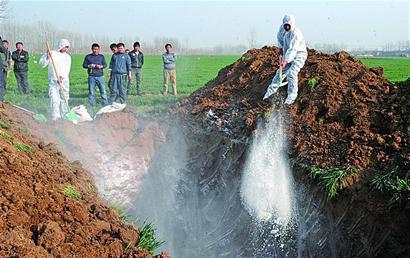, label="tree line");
[0,20,249,55]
